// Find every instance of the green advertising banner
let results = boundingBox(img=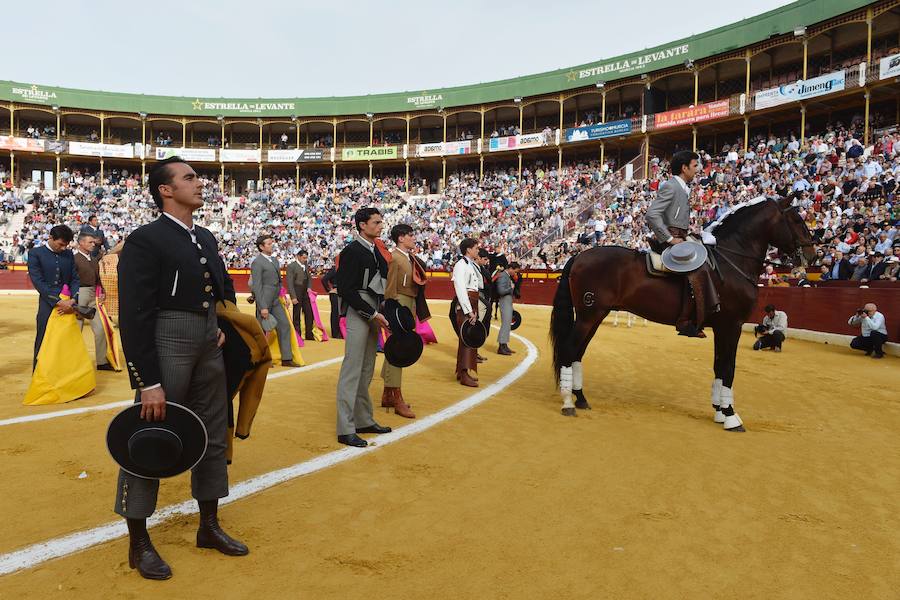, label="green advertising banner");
[341,146,398,161]
[0,2,870,117]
